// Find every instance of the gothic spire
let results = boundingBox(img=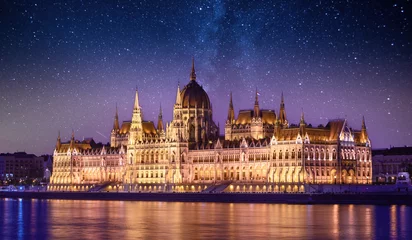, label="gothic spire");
[362,116,366,129]
[254,88,260,118]
[113,103,120,131]
[227,92,235,122]
[279,91,287,125]
[361,116,368,143]
[158,103,164,132]
[255,88,259,105]
[175,82,181,104]
[70,130,75,149]
[133,87,140,110]
[190,57,196,81]
[300,108,305,125]
[299,109,306,136]
[281,91,284,105]
[56,131,61,150]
